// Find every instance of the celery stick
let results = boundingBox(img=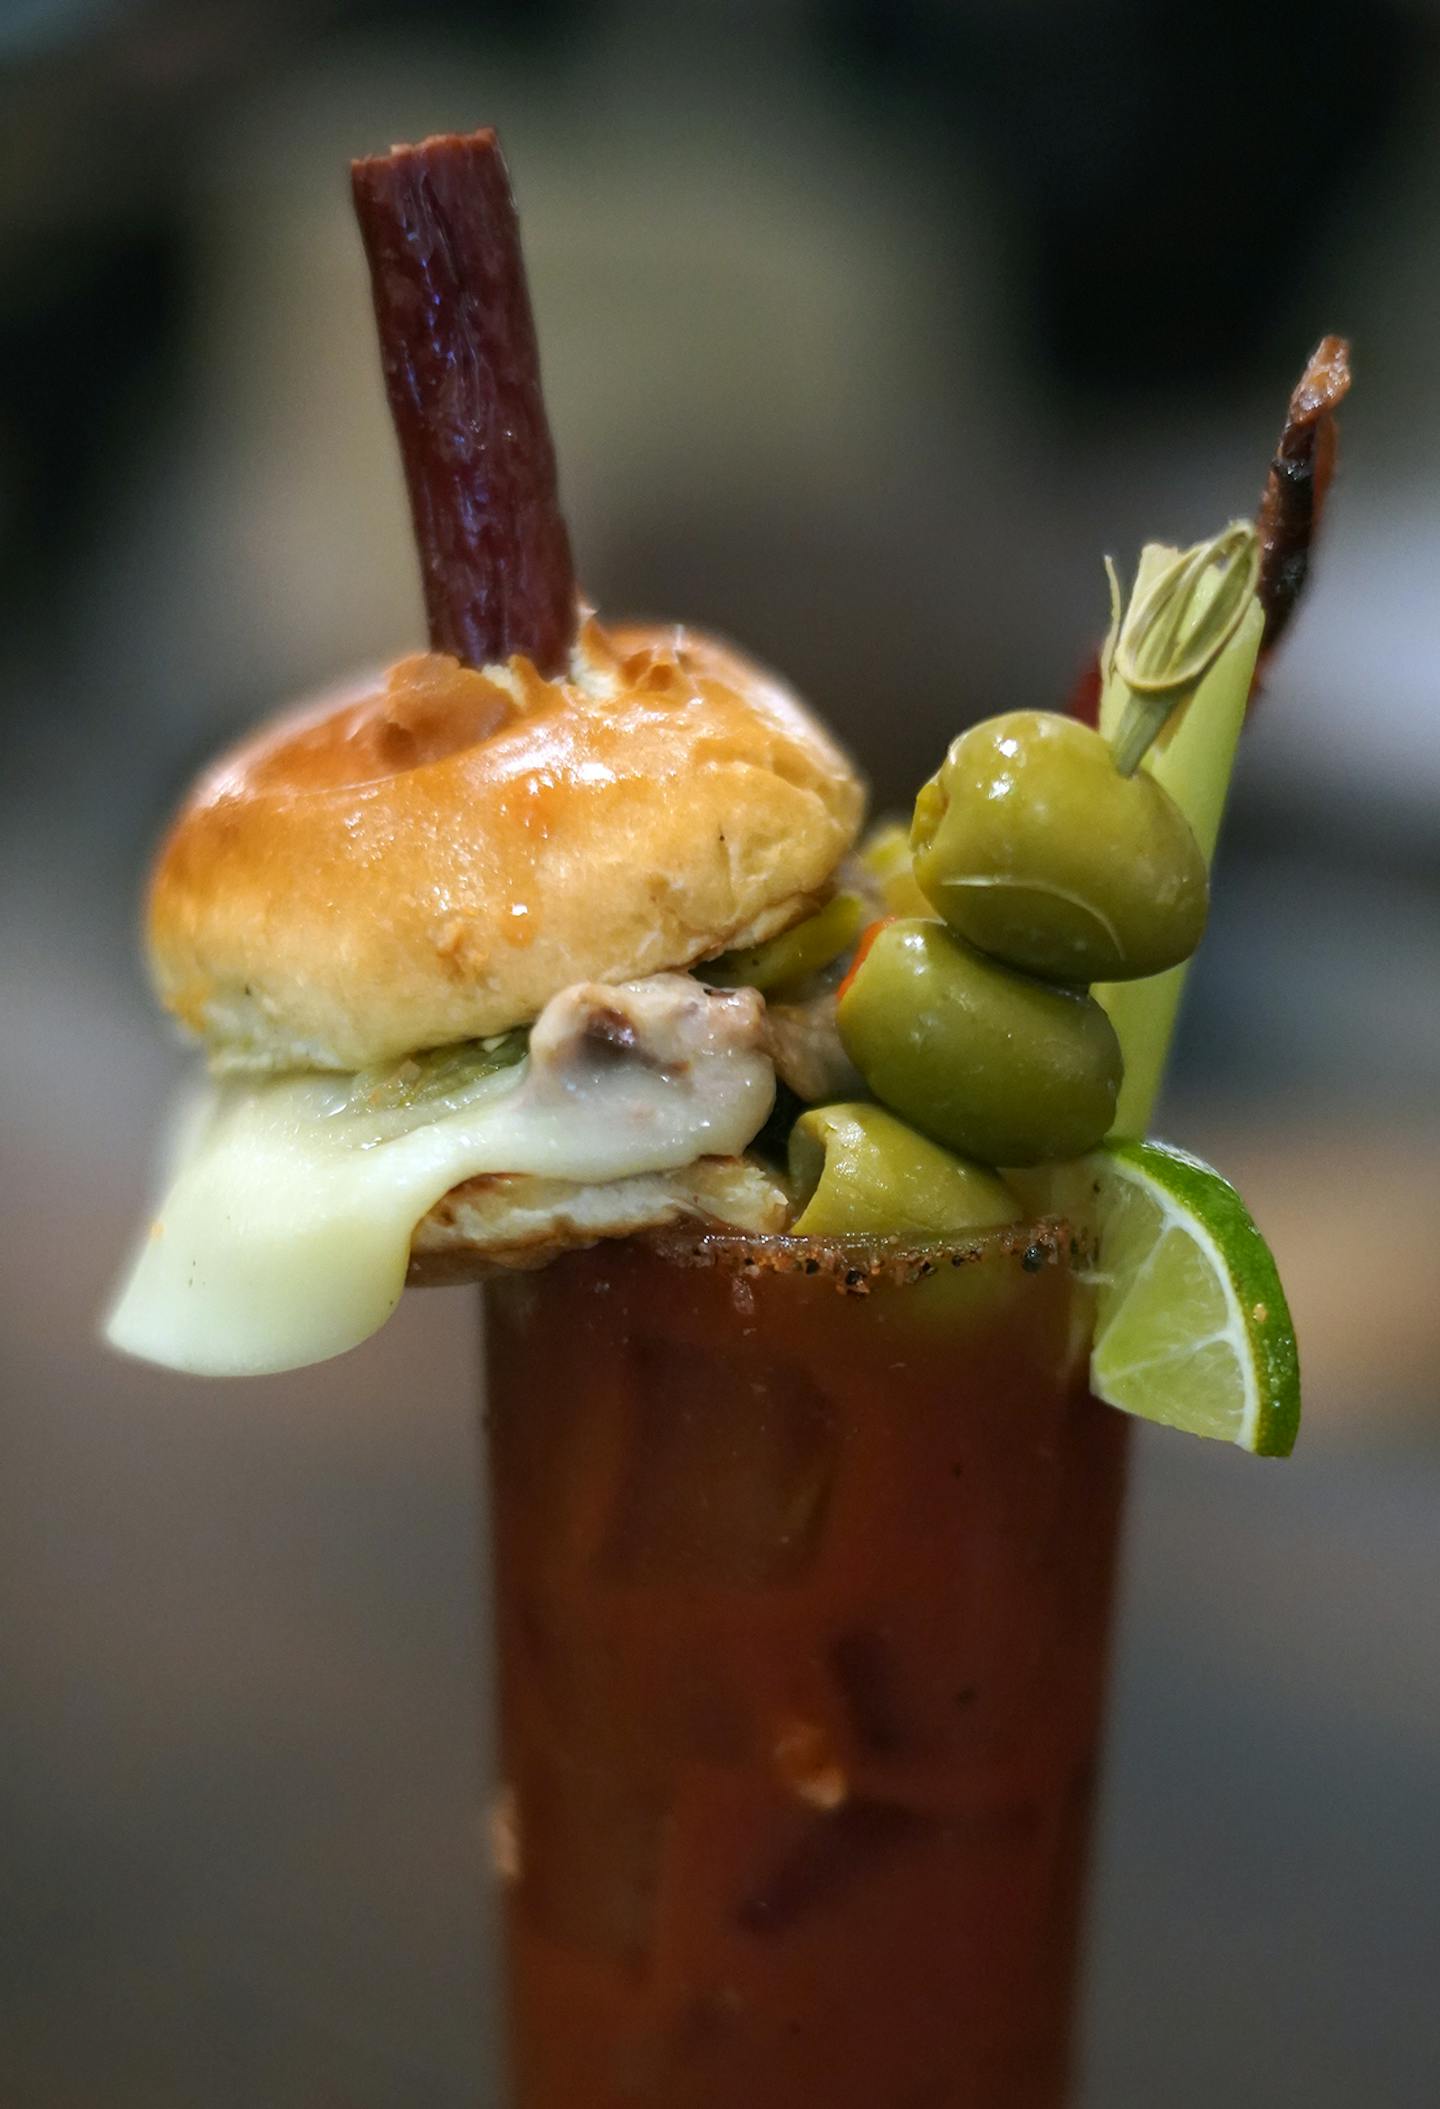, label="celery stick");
[1096,585,1263,1137]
